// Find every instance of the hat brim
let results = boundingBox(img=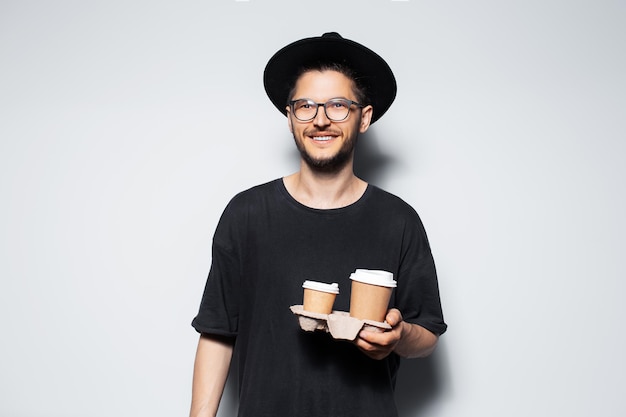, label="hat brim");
[263,33,397,124]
